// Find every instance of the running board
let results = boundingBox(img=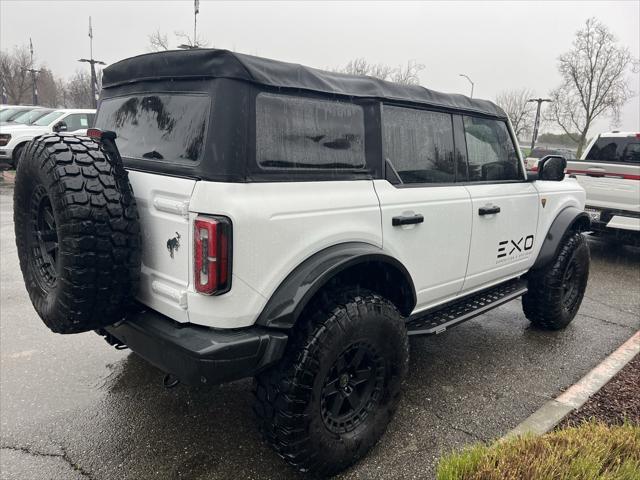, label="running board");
[406,278,528,336]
